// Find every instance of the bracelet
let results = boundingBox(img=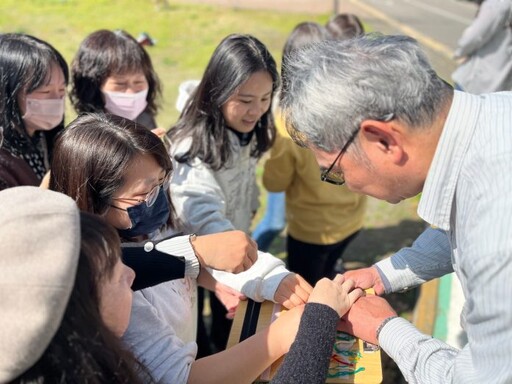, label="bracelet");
[187,233,201,278]
[376,316,398,341]
[188,233,199,258]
